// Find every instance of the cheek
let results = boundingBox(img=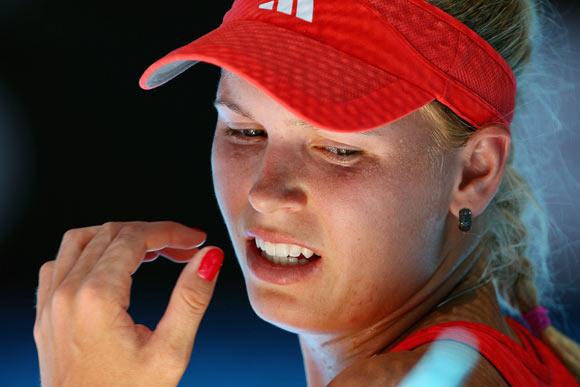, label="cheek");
[314,157,440,322]
[211,139,254,215]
